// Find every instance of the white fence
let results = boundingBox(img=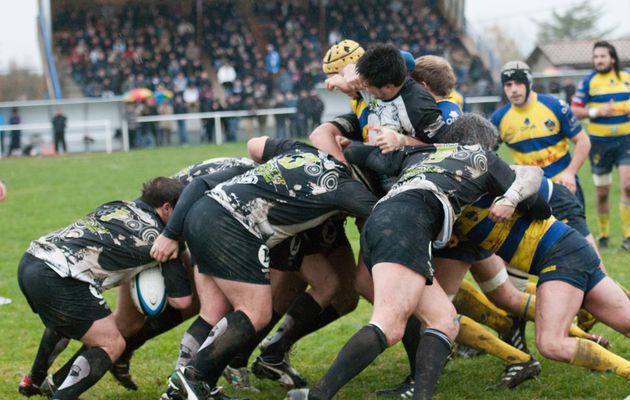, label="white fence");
[0,120,113,159]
